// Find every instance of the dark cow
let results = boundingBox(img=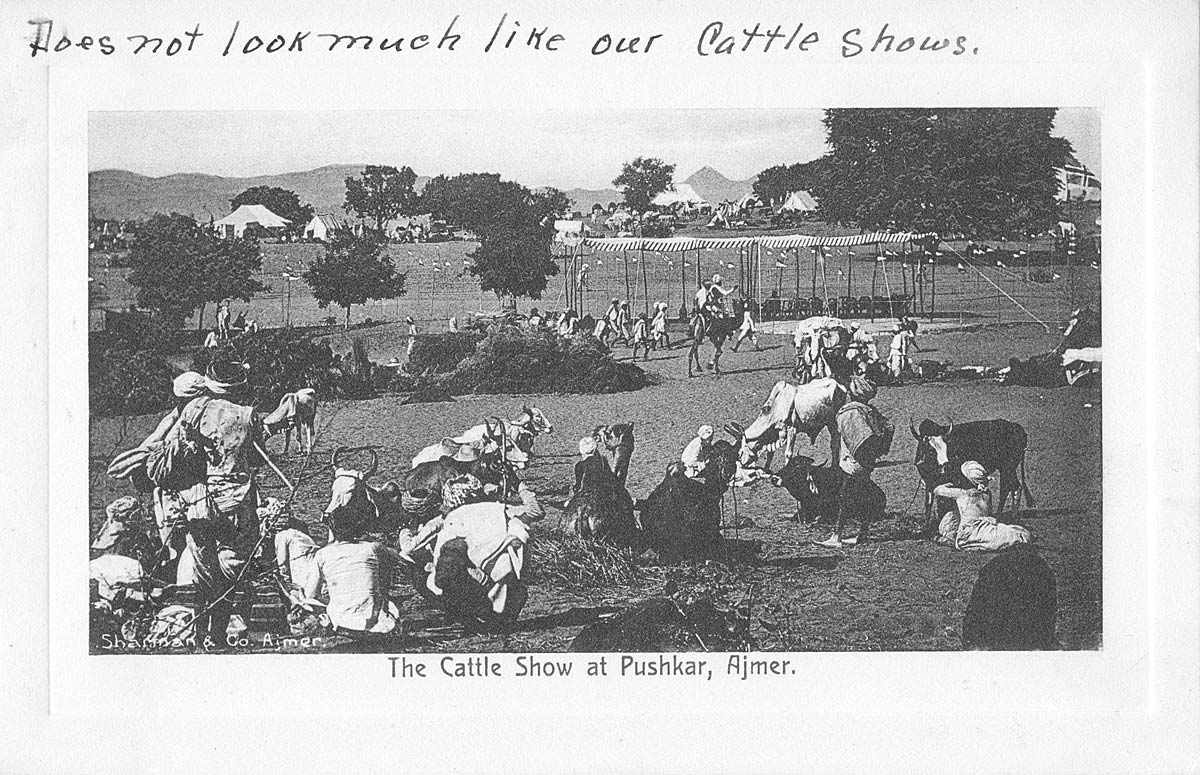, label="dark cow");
[910,418,1034,521]
[594,423,635,485]
[637,439,740,562]
[771,455,844,525]
[325,447,405,534]
[400,449,513,528]
[565,451,638,546]
[1005,307,1100,388]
